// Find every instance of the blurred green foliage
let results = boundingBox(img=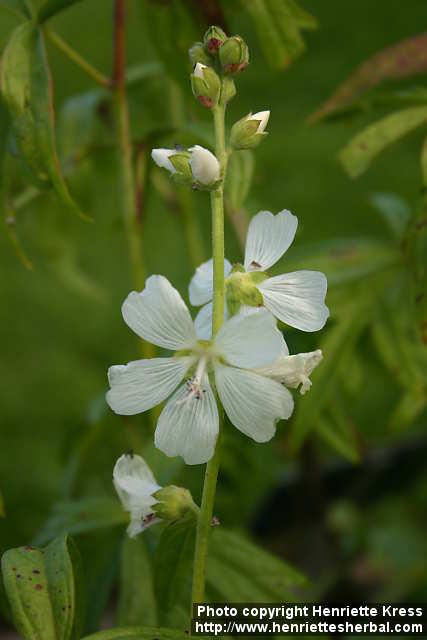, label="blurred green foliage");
[1,0,427,633]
